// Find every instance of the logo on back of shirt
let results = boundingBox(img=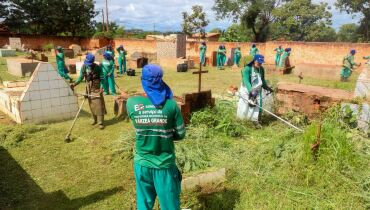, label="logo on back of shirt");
[134,104,144,111]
